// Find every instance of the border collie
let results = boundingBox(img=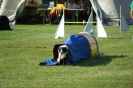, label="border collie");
[56,45,70,65]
